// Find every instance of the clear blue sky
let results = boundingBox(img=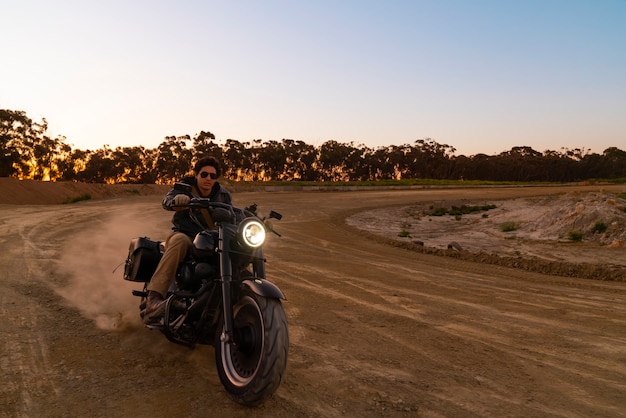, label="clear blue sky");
[2,0,625,156]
